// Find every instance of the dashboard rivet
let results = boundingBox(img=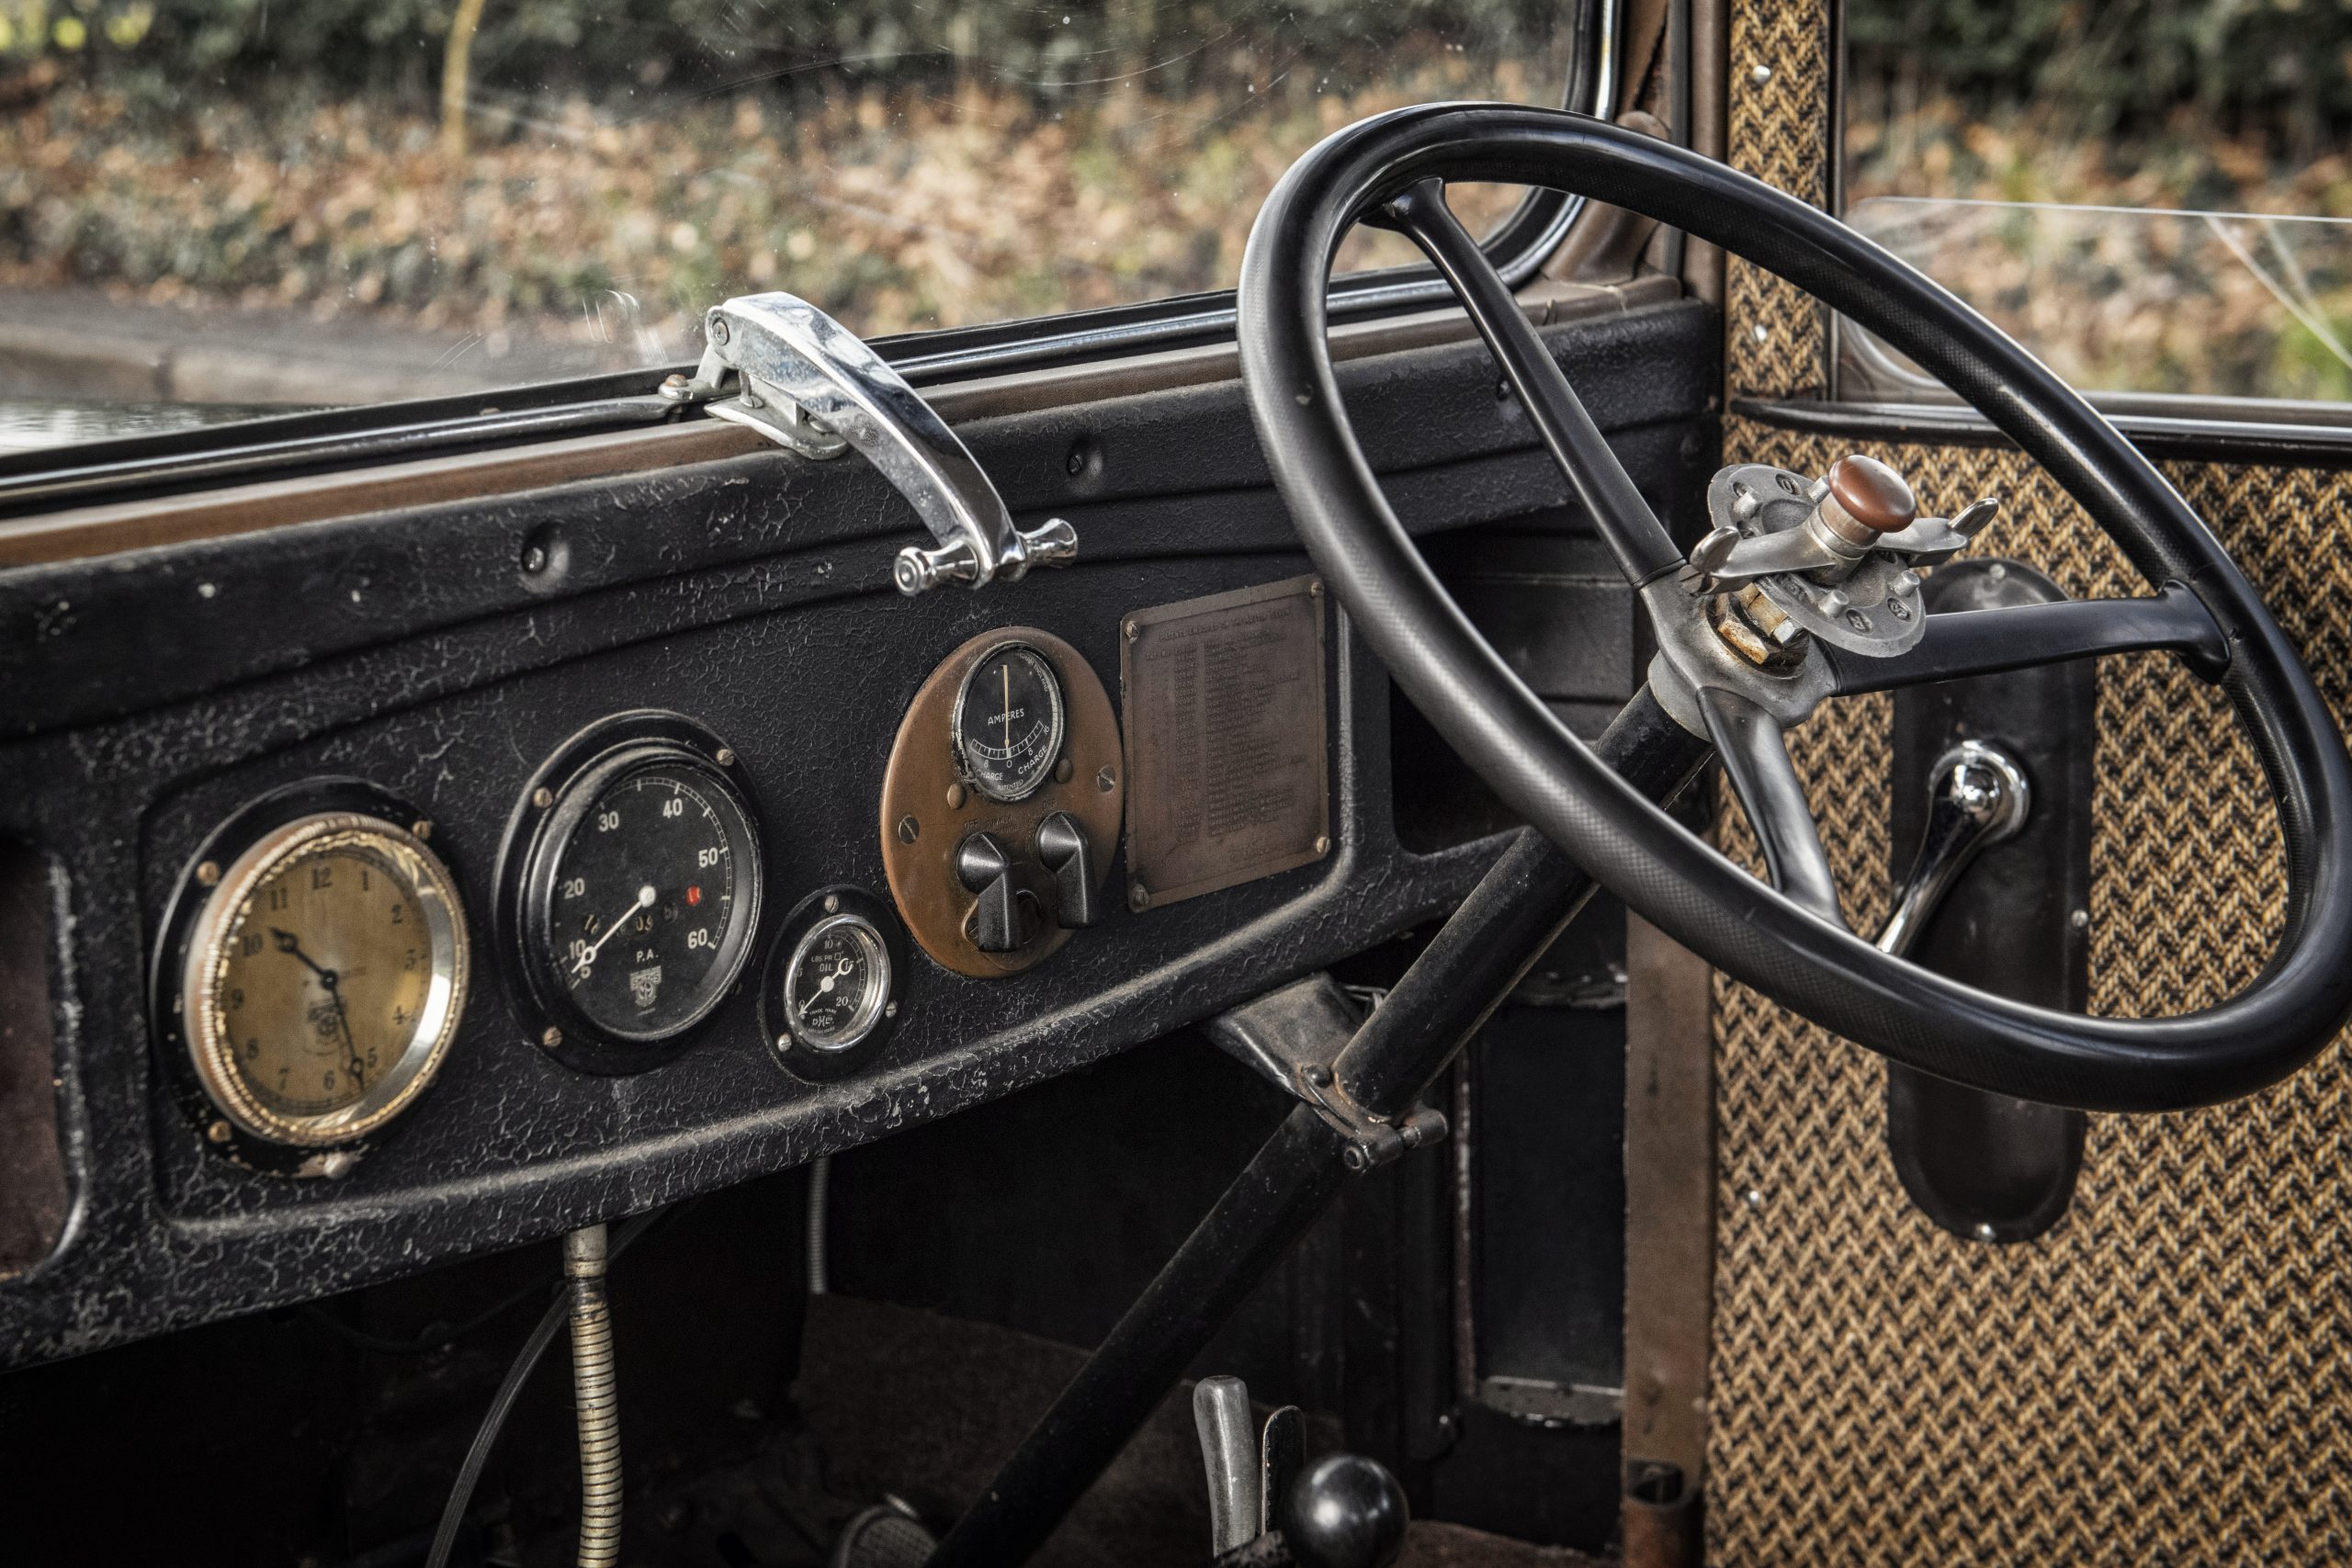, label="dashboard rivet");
[1128,882,1150,912]
[540,1026,564,1049]
[206,1120,232,1144]
[2071,908,2089,931]
[897,815,921,844]
[521,545,547,574]
[775,1032,792,1050]
[715,748,737,767]
[823,894,841,915]
[411,819,433,840]
[531,787,555,809]
[1054,757,1074,784]
[946,782,967,810]
[1096,765,1116,794]
[1749,62,1773,86]
[195,860,221,887]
